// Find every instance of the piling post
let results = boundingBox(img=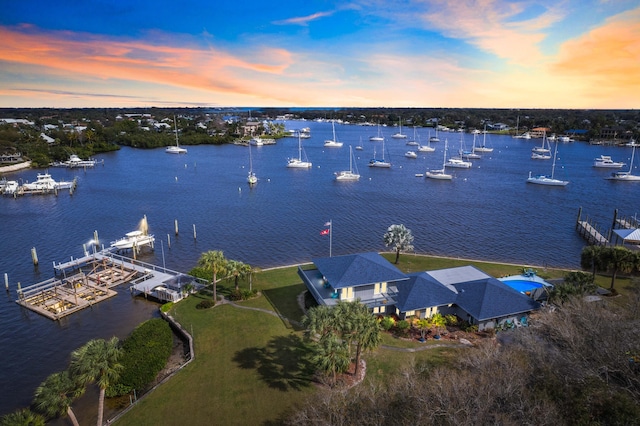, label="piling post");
[167,234,171,249]
[576,207,582,229]
[175,219,179,235]
[4,273,8,291]
[31,247,39,266]
[193,224,197,240]
[94,230,99,248]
